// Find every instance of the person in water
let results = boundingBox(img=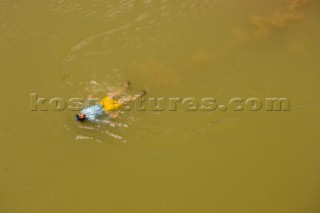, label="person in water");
[76,81,146,122]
